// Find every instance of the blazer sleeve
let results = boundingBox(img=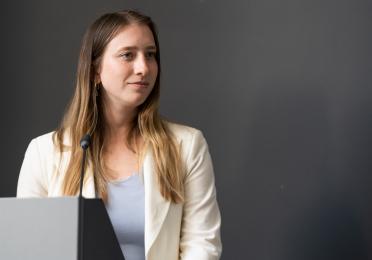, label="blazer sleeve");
[17,139,48,197]
[179,130,222,260]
